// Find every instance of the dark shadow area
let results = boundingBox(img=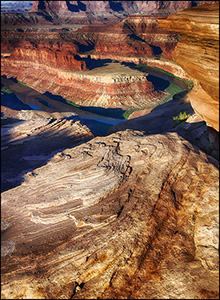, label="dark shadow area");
[1,89,32,111]
[1,116,94,193]
[66,1,86,12]
[146,74,169,91]
[43,91,125,120]
[76,55,113,69]
[121,63,189,90]
[65,115,117,136]
[35,12,54,22]
[149,44,163,56]
[73,41,95,53]
[128,34,147,43]
[38,1,46,10]
[66,1,80,12]
[109,1,124,12]
[191,1,198,7]
[128,34,162,56]
[77,1,86,11]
